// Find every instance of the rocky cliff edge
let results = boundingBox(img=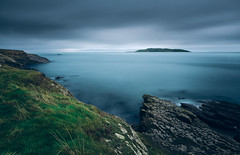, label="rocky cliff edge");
[138,94,240,155]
